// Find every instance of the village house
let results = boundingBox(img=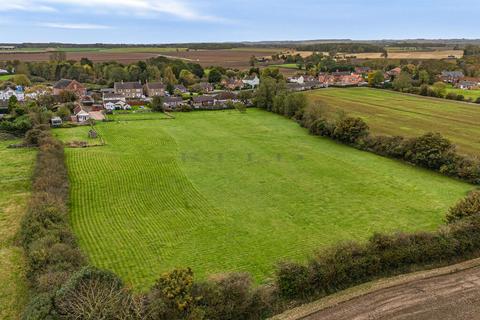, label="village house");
[73,105,90,123]
[198,82,214,93]
[104,101,131,111]
[145,82,166,97]
[318,72,363,87]
[221,78,243,90]
[440,71,465,84]
[163,96,185,110]
[81,95,95,106]
[242,74,260,88]
[114,81,143,99]
[338,73,364,86]
[174,84,188,94]
[286,82,307,92]
[214,91,238,107]
[385,67,402,79]
[456,78,480,90]
[192,95,215,109]
[53,79,86,97]
[0,86,25,101]
[103,92,126,103]
[354,66,371,75]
